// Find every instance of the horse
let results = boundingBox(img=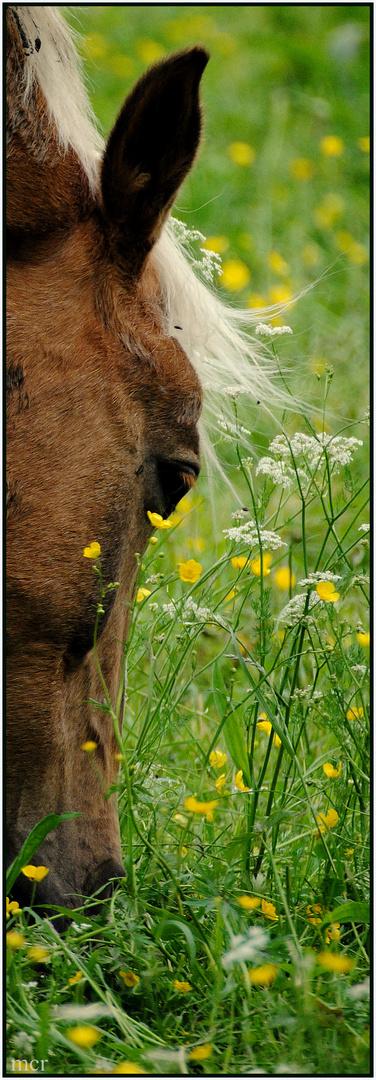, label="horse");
[6,6,285,915]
